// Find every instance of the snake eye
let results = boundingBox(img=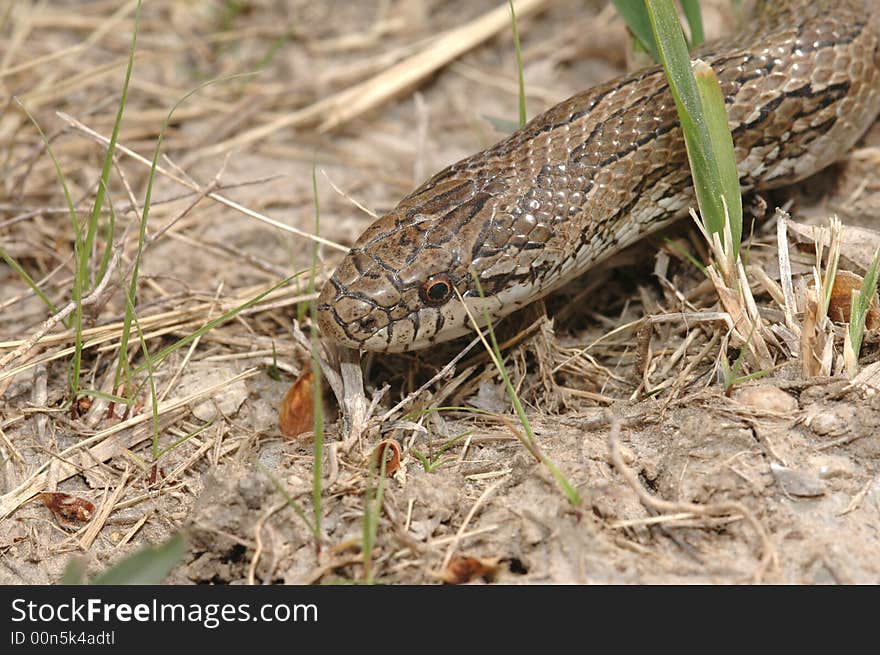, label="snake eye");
[419,274,454,306]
